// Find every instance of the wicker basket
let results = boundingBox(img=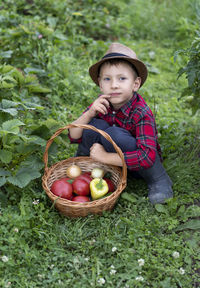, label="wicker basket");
[42,123,127,217]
